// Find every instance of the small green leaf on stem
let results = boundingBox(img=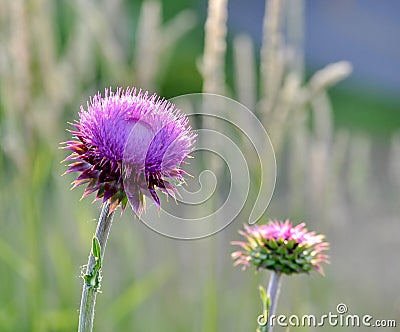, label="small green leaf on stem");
[258,285,271,331]
[83,236,103,291]
[92,236,101,260]
[259,285,267,305]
